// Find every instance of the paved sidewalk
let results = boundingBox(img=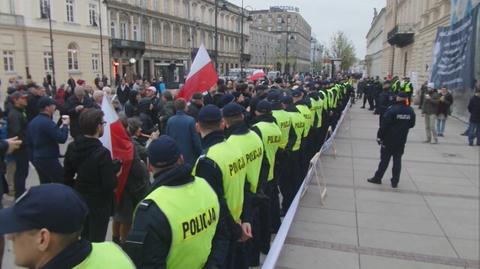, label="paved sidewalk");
[276,104,479,269]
